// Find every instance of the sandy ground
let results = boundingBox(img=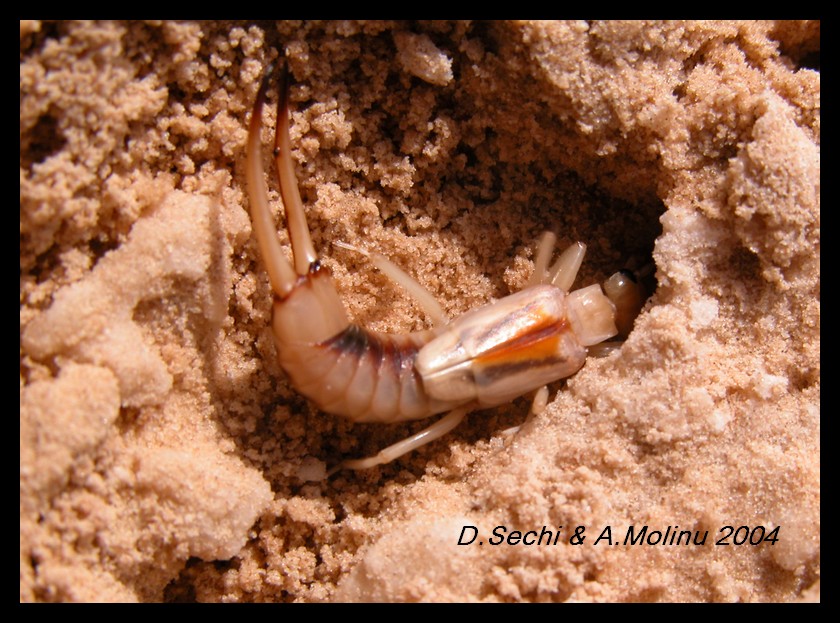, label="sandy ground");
[20,21,819,602]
